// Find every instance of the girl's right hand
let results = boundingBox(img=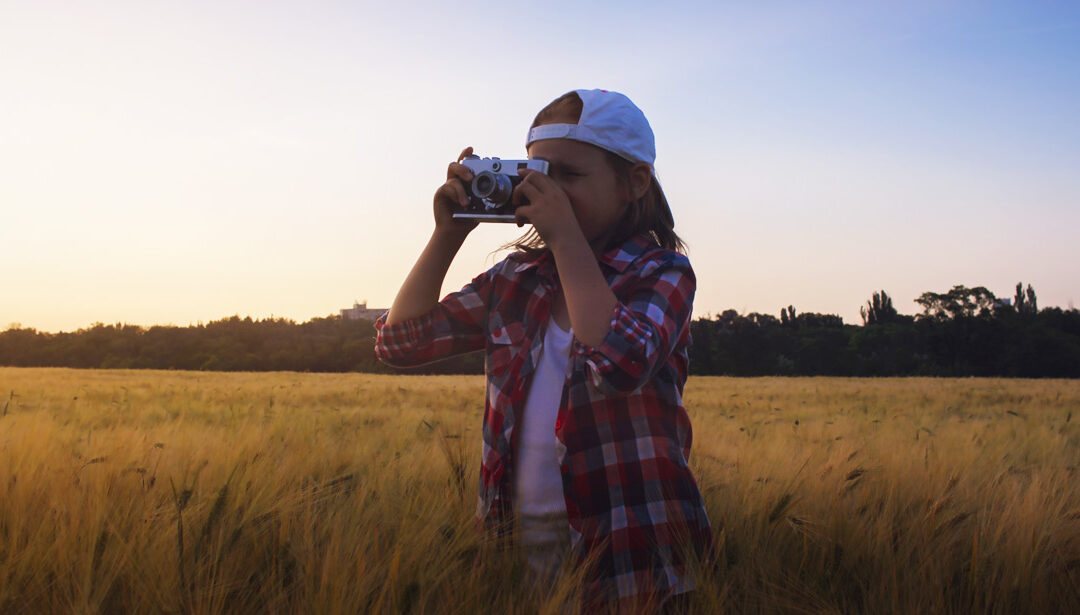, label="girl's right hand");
[433,147,479,237]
